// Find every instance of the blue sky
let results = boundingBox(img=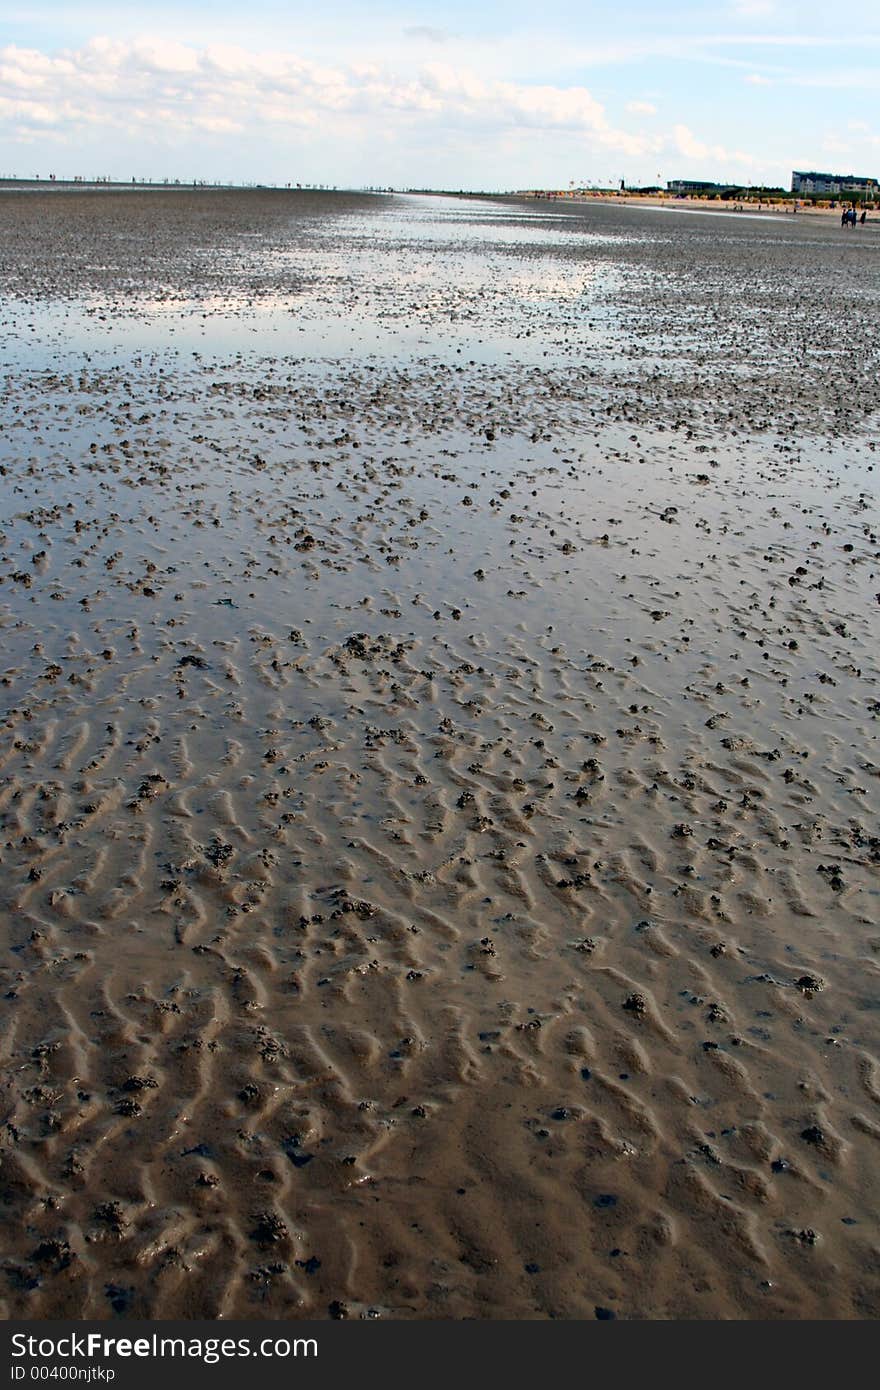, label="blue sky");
[1,2,878,188]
